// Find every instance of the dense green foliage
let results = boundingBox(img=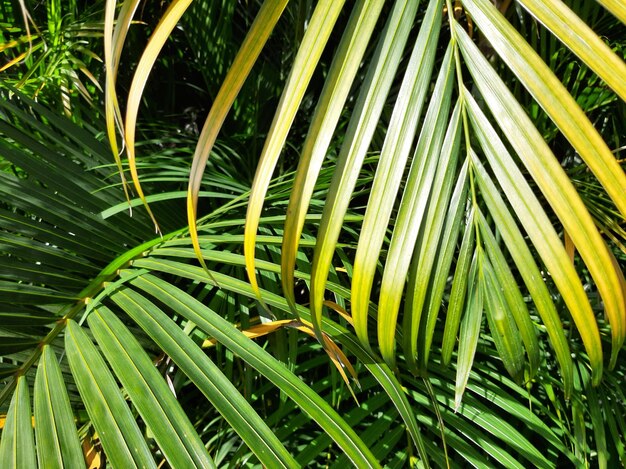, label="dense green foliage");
[0,0,625,467]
